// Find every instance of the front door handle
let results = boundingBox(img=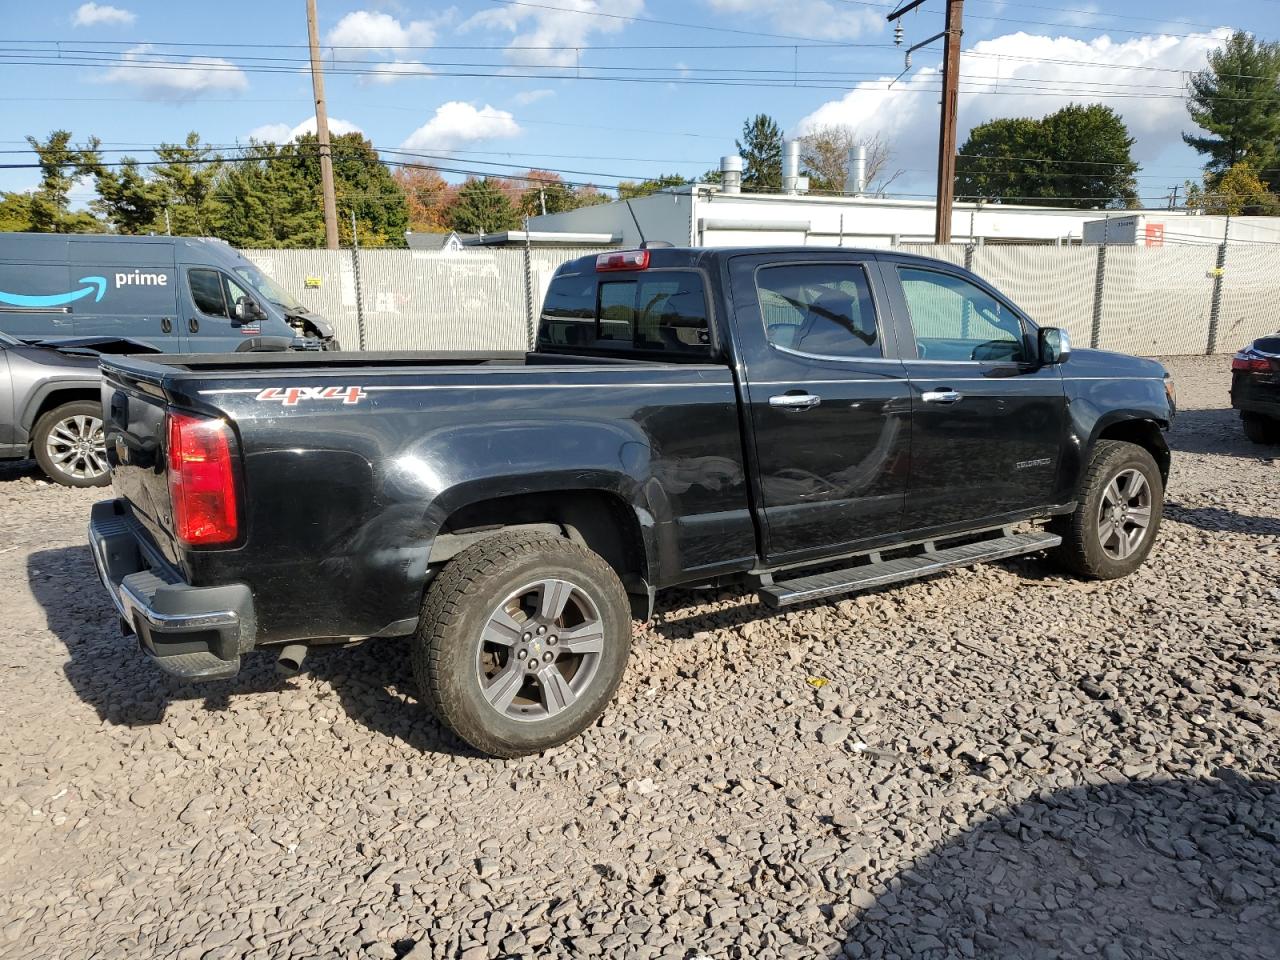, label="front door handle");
[769,393,821,411]
[188,317,199,334]
[921,388,963,404]
[160,317,172,333]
